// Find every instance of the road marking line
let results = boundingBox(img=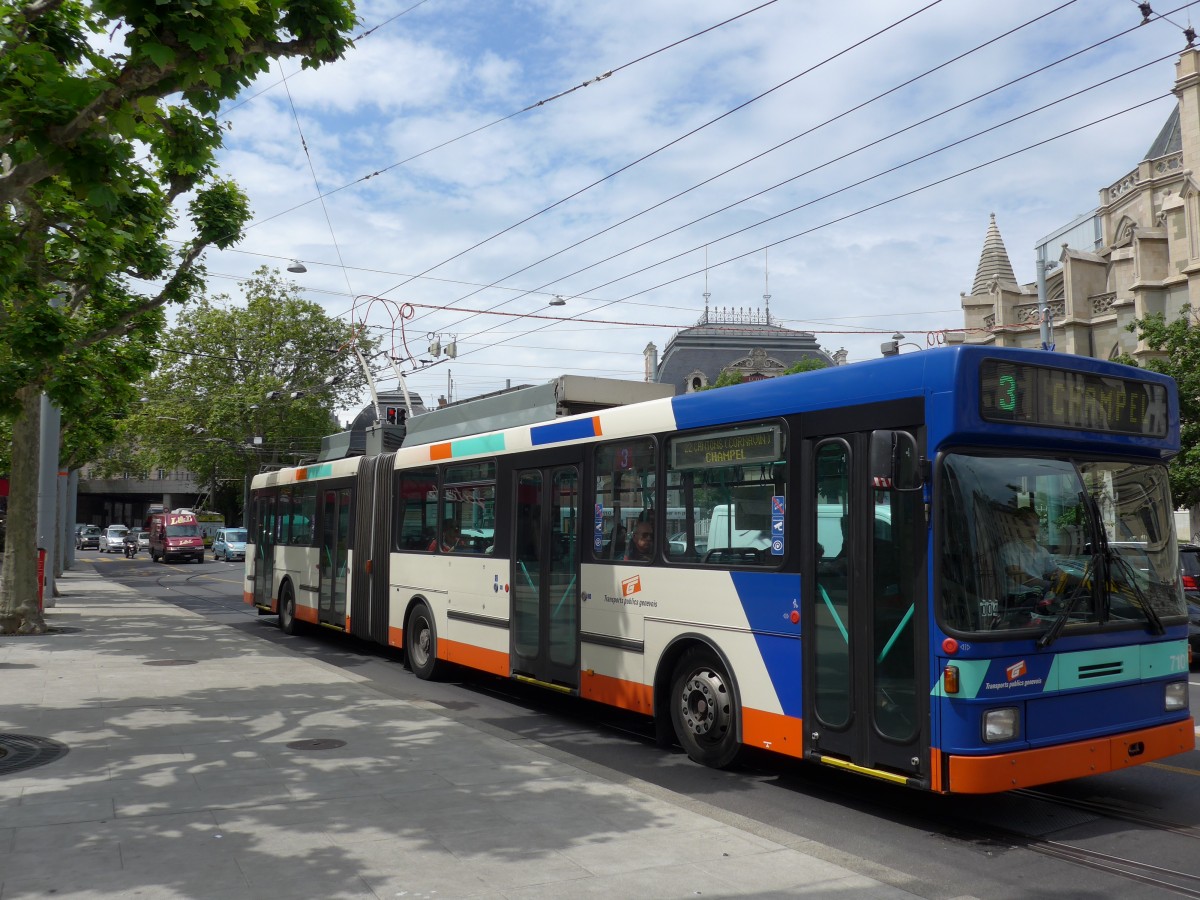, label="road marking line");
[1149,761,1200,776]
